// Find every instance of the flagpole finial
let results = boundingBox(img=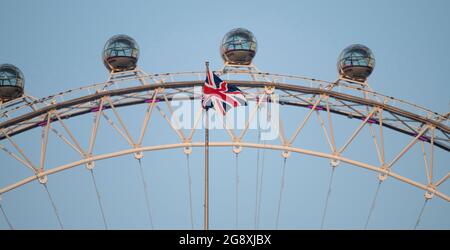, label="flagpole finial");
[205,61,210,71]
